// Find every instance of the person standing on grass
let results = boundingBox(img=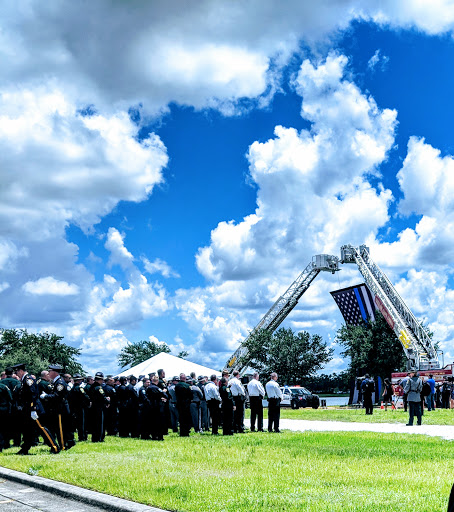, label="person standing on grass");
[175,373,193,437]
[168,376,180,433]
[361,374,375,415]
[400,373,410,412]
[229,370,246,433]
[426,374,436,411]
[382,378,393,411]
[205,374,222,435]
[88,372,111,442]
[148,375,167,441]
[247,372,265,432]
[12,363,59,455]
[219,377,235,435]
[40,364,76,450]
[265,373,282,433]
[404,370,423,426]
[0,380,12,452]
